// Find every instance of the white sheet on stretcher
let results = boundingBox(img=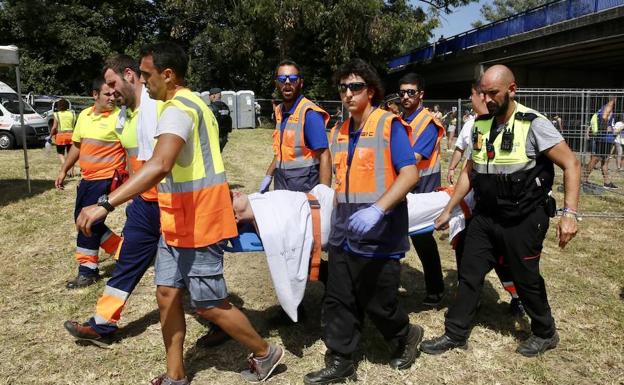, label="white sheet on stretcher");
[406,190,474,242]
[248,184,334,322]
